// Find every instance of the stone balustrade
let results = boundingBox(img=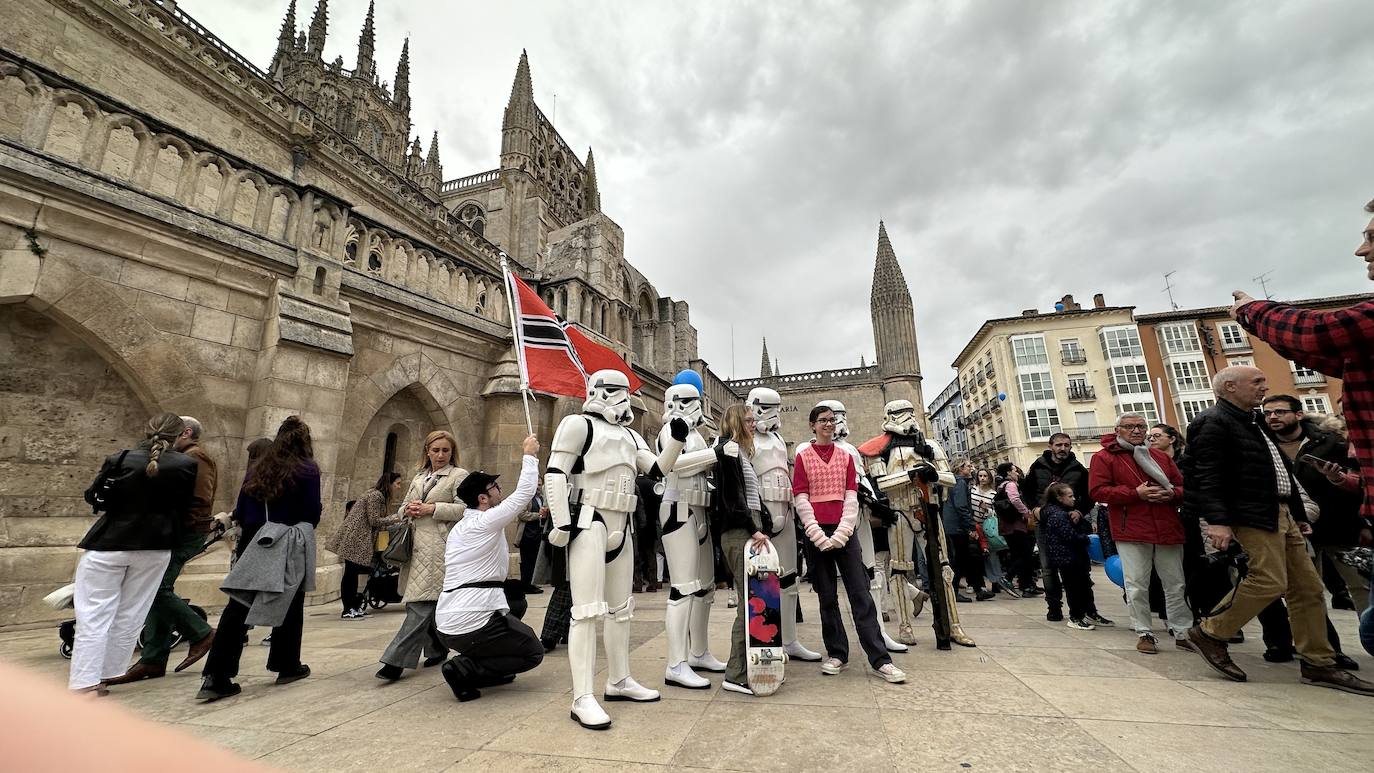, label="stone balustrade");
[728,364,880,391]
[441,169,500,194]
